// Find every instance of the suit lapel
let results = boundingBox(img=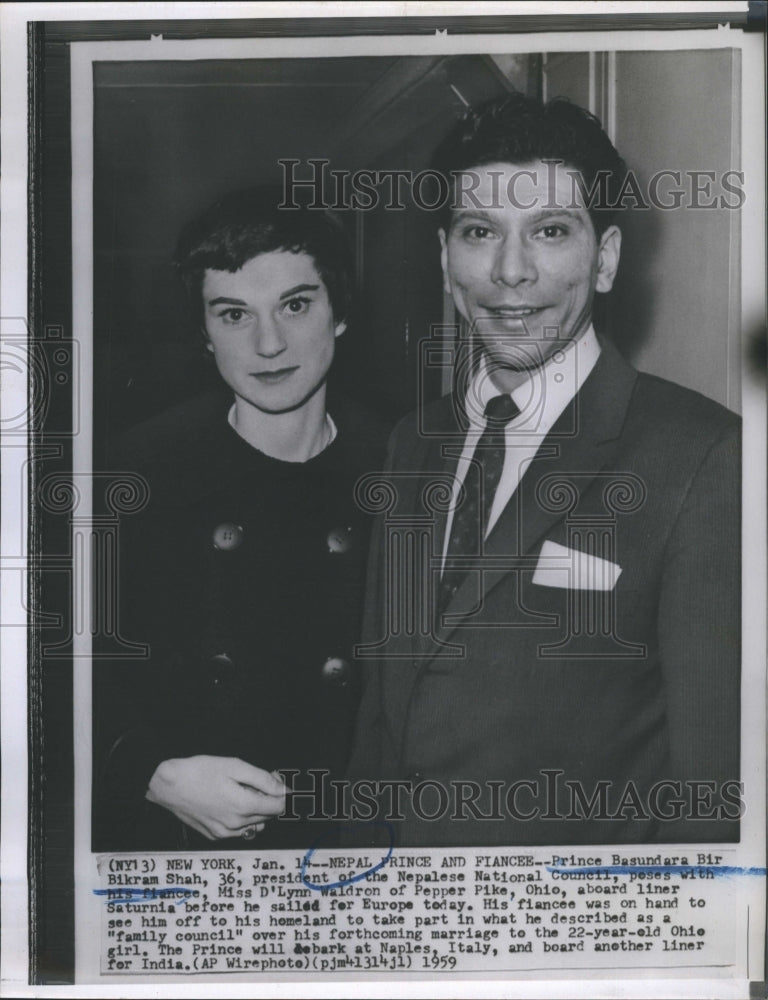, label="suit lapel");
[424,341,639,658]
